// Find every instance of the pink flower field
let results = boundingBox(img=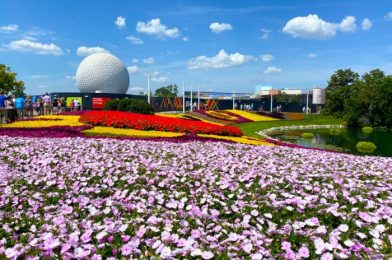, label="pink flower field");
[0,136,391,259]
